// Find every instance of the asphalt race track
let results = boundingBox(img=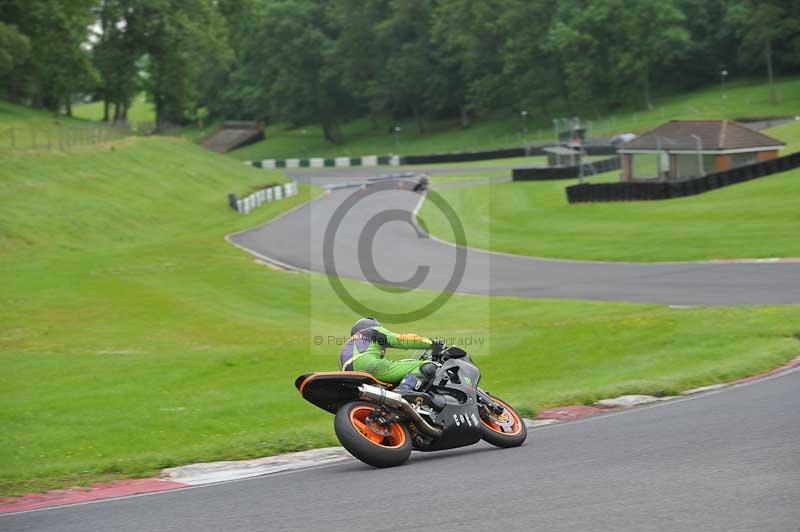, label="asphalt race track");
[231,175,800,305]
[5,367,799,531]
